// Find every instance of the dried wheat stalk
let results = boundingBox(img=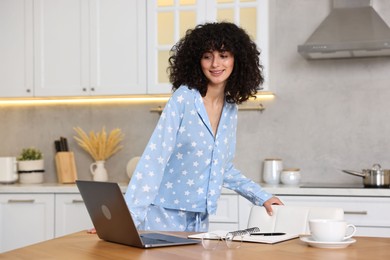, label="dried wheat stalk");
[73,127,124,161]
